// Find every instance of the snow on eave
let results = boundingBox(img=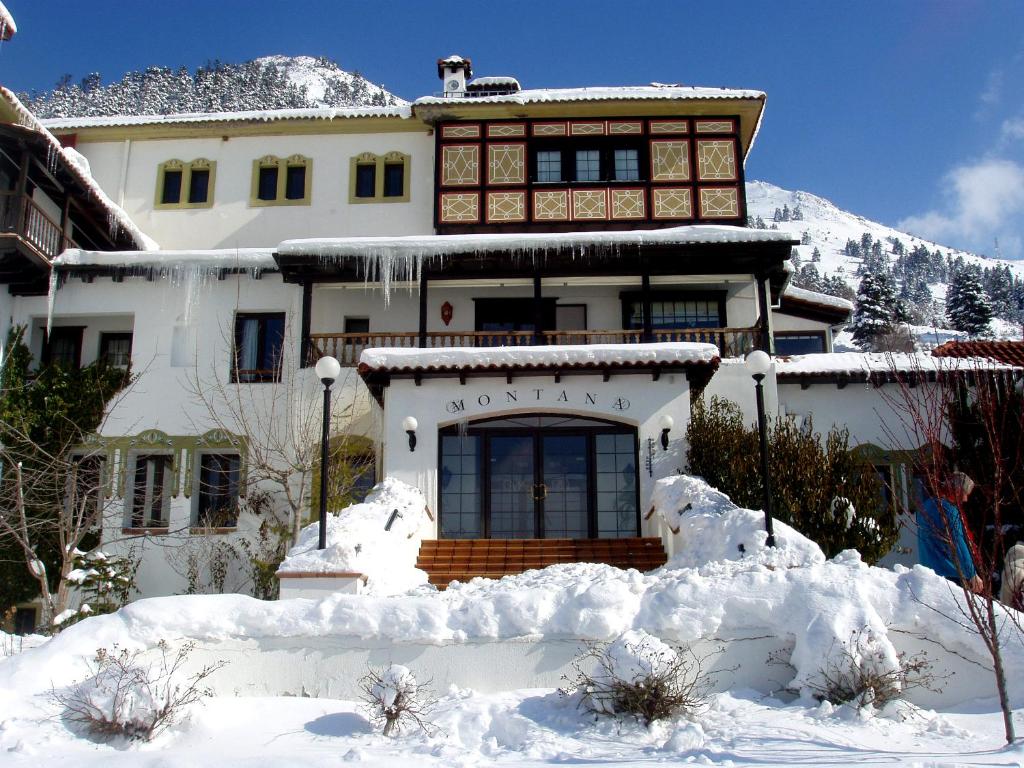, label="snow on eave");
[775,351,1020,381]
[278,224,797,261]
[54,248,278,271]
[468,76,521,88]
[0,87,155,251]
[782,284,854,313]
[0,1,16,39]
[413,85,765,106]
[39,104,414,131]
[358,342,721,375]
